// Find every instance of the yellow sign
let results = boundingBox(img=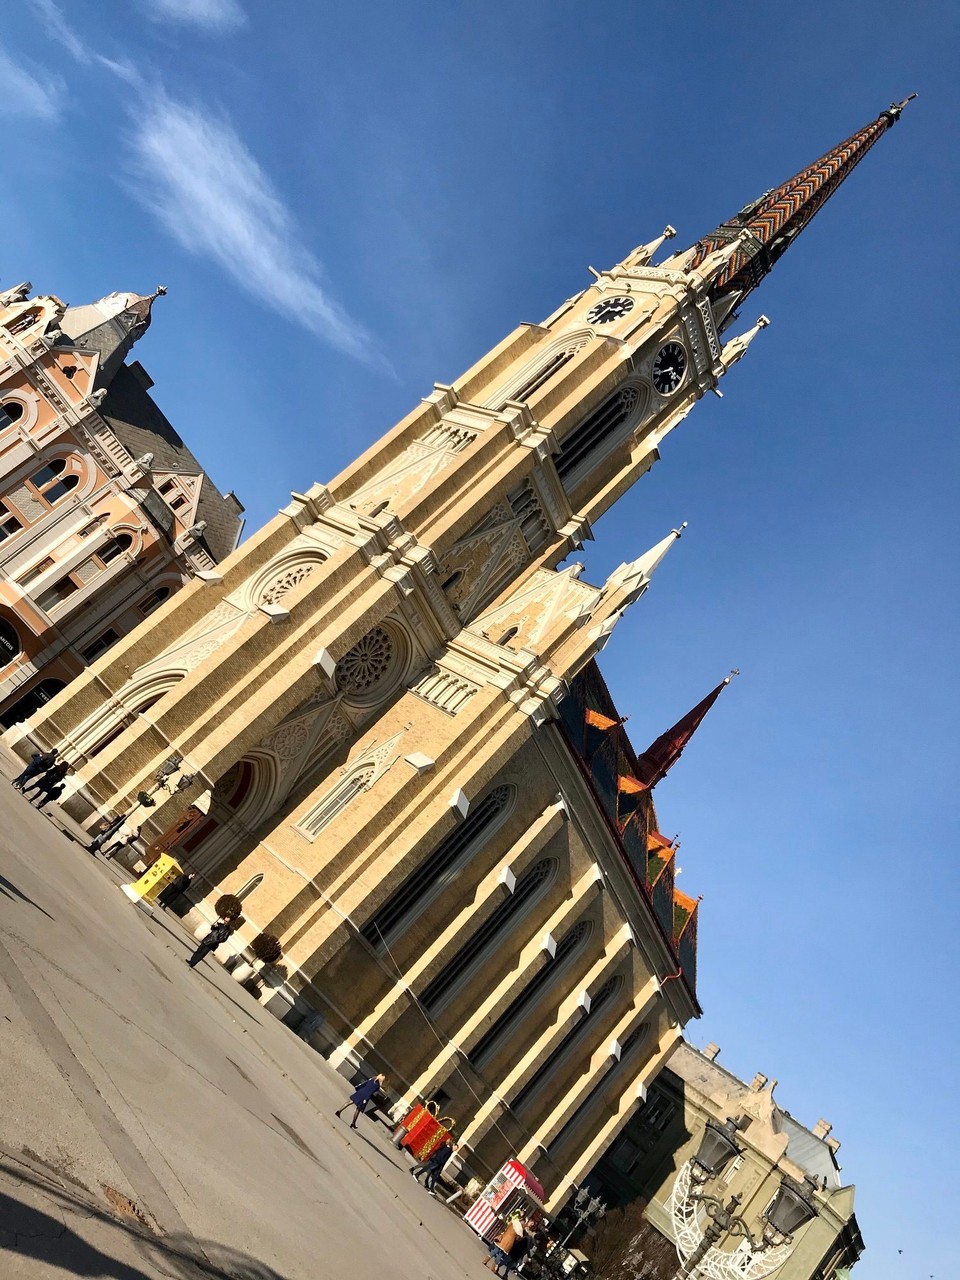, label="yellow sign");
[121,853,182,903]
